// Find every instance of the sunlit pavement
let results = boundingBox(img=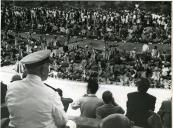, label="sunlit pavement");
[0,65,172,116]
